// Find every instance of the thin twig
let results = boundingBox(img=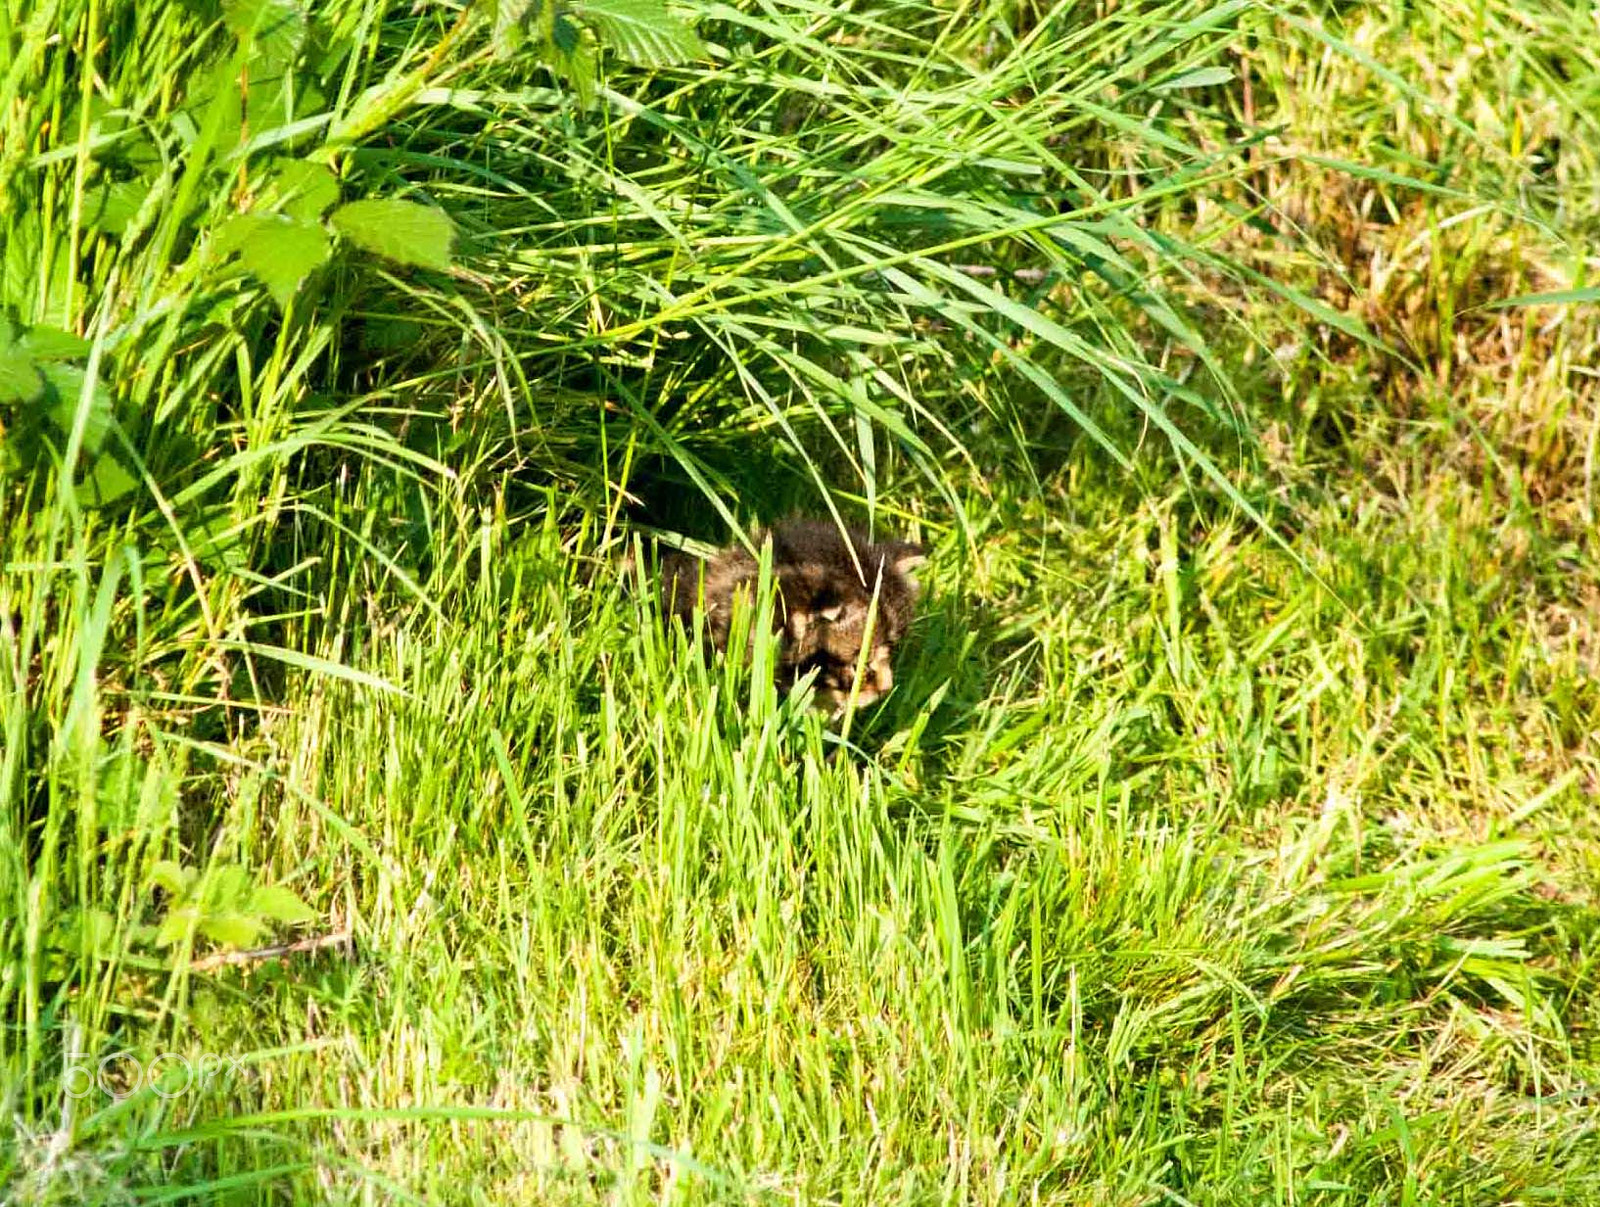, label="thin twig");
[191,930,352,973]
